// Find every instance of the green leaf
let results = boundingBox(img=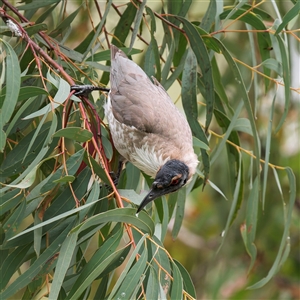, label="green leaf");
[164,48,188,91]
[49,5,82,38]
[213,38,261,177]
[70,208,155,237]
[181,47,210,181]
[0,189,24,216]
[248,168,296,289]
[161,40,175,87]
[0,86,48,106]
[0,221,76,299]
[193,136,210,151]
[177,18,215,132]
[67,245,130,299]
[167,191,179,222]
[53,127,93,142]
[4,97,37,137]
[174,260,196,298]
[111,1,138,48]
[220,7,272,87]
[23,77,70,119]
[154,195,169,241]
[260,58,283,76]
[3,199,26,241]
[0,40,21,151]
[172,187,186,240]
[144,37,160,80]
[0,244,31,290]
[23,110,55,161]
[275,1,300,34]
[54,175,75,183]
[35,3,59,23]
[125,163,141,190]
[218,152,242,251]
[81,150,110,185]
[118,189,145,206]
[274,34,290,132]
[101,134,113,160]
[93,275,109,300]
[262,93,276,209]
[108,234,147,300]
[6,164,40,189]
[232,118,253,136]
[17,0,60,10]
[211,56,233,114]
[211,101,243,167]
[146,267,159,300]
[129,0,147,50]
[81,0,112,59]
[241,177,259,273]
[146,7,156,34]
[115,246,147,299]
[234,4,274,21]
[200,0,216,32]
[152,235,171,294]
[1,146,50,192]
[49,227,79,300]
[24,23,48,36]
[78,182,101,221]
[272,167,284,197]
[208,180,228,201]
[213,108,242,195]
[170,260,183,300]
[41,149,84,193]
